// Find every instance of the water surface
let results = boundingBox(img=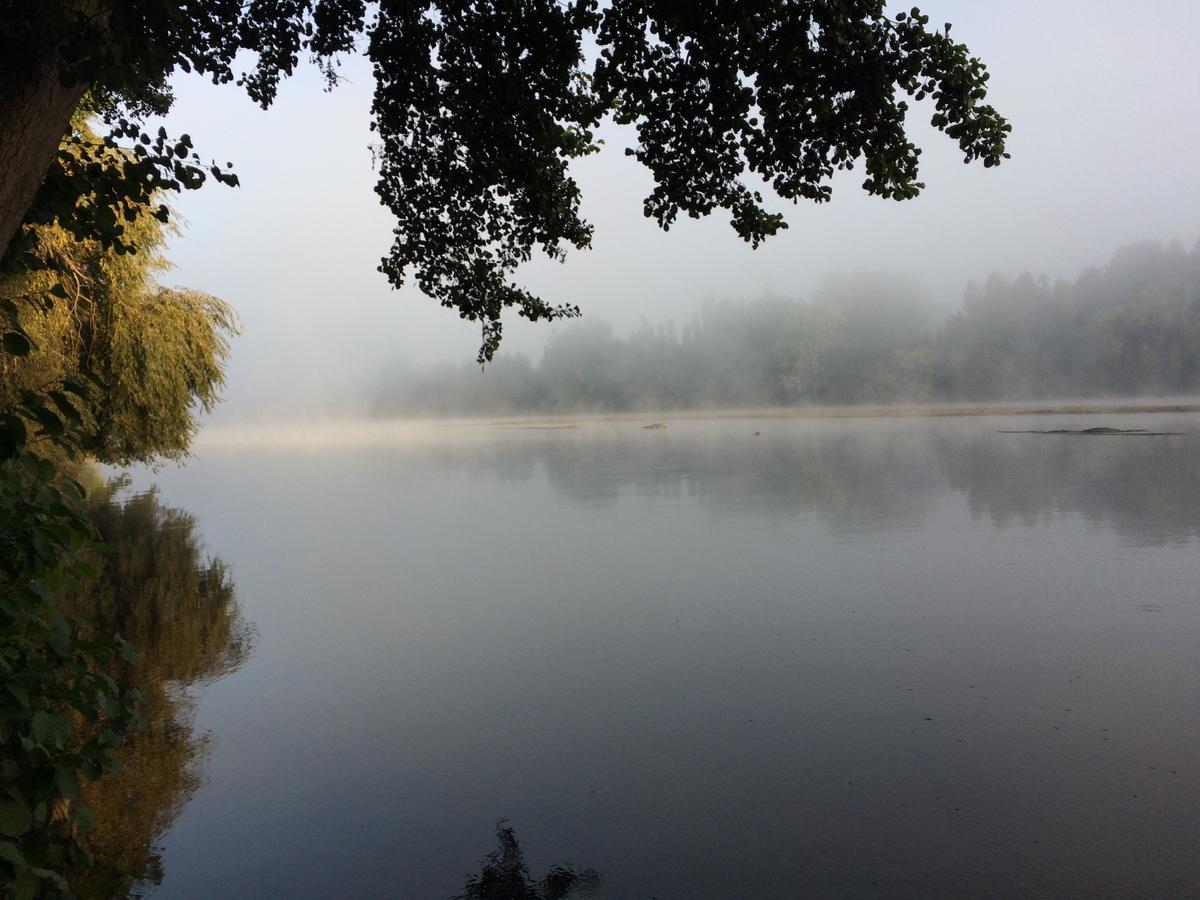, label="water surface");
[121,414,1200,898]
